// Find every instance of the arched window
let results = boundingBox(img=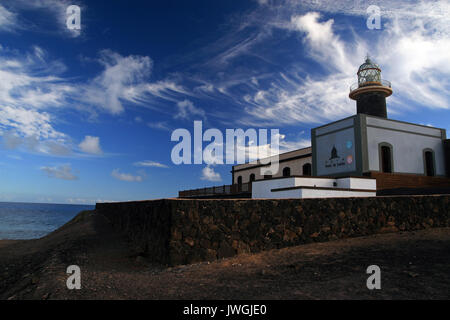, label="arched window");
[302,163,312,176]
[379,143,393,173]
[424,149,435,176]
[249,174,256,182]
[282,167,291,177]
